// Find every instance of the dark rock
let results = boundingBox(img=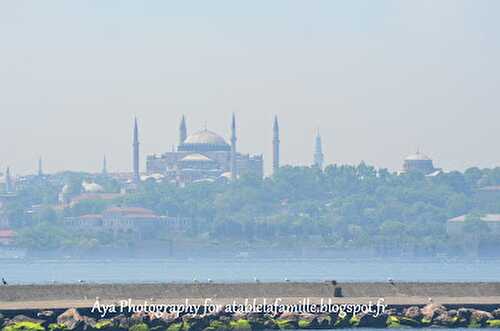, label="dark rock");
[147,312,178,328]
[399,317,421,328]
[457,308,473,321]
[37,311,56,325]
[357,312,388,328]
[241,312,263,323]
[57,308,85,331]
[82,316,97,330]
[433,311,459,327]
[130,312,148,325]
[182,314,210,331]
[315,314,333,329]
[262,318,278,330]
[111,314,130,331]
[229,312,248,321]
[297,313,318,329]
[277,312,301,322]
[385,308,398,317]
[404,306,422,320]
[333,315,351,328]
